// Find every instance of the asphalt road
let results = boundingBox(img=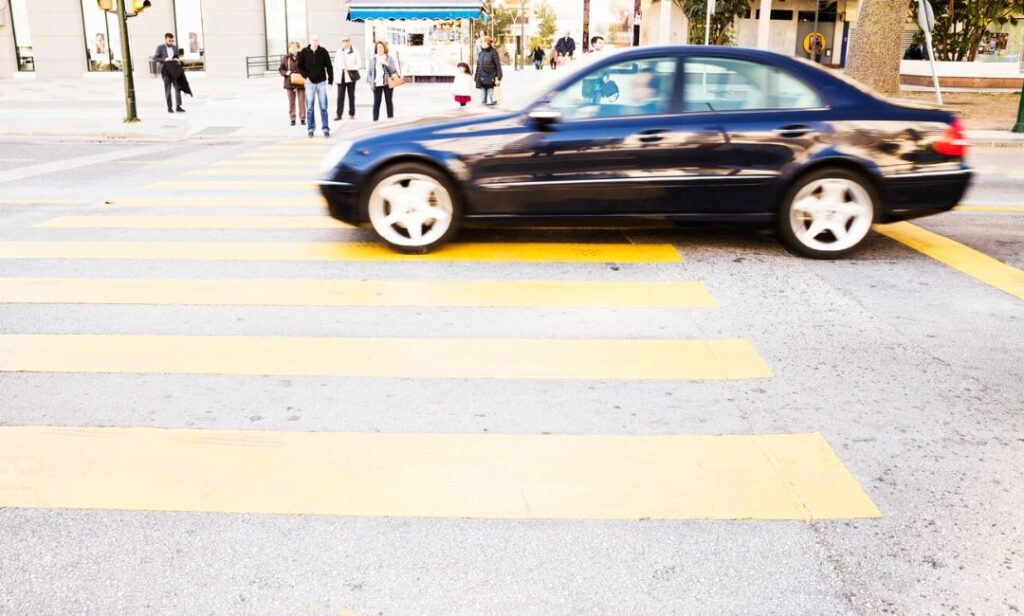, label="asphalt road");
[0,140,1022,616]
